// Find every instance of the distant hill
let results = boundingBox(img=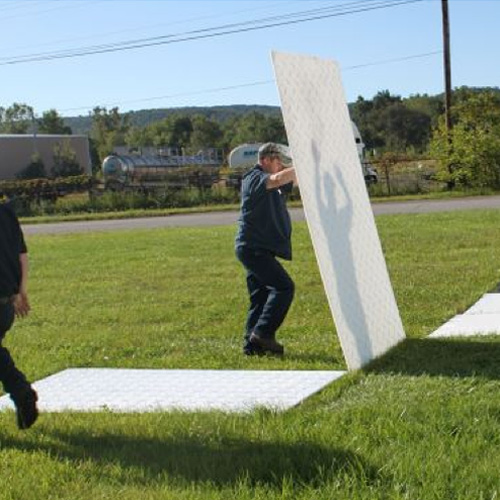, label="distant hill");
[64,104,282,135]
[62,86,500,138]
